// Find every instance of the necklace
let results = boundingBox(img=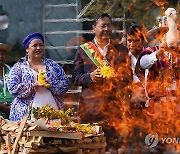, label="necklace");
[102,57,109,66]
[28,59,44,72]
